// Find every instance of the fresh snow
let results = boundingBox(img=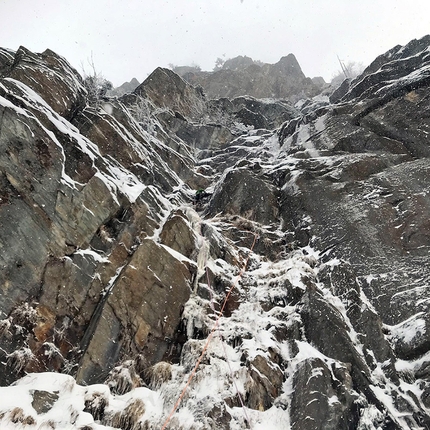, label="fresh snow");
[74,248,110,264]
